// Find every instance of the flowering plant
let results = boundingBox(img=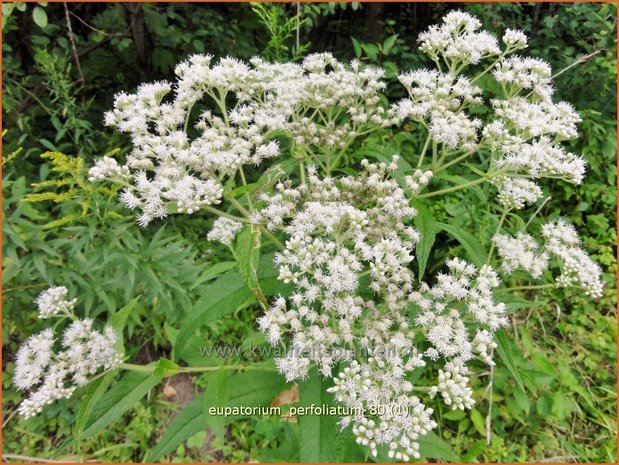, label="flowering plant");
[14,12,604,462]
